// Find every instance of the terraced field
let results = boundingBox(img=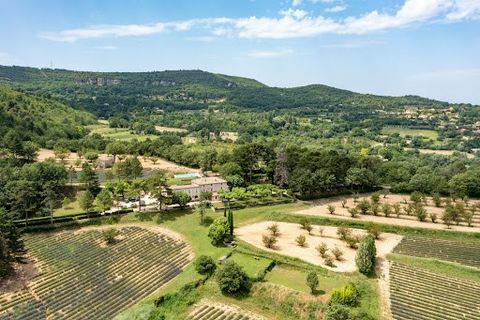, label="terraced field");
[0,226,192,320]
[389,262,480,320]
[188,302,265,320]
[393,236,480,268]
